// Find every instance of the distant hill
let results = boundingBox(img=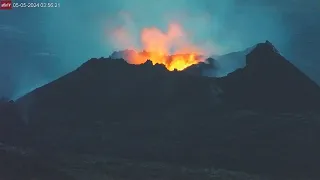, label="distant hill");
[217,41,320,111]
[212,45,256,77]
